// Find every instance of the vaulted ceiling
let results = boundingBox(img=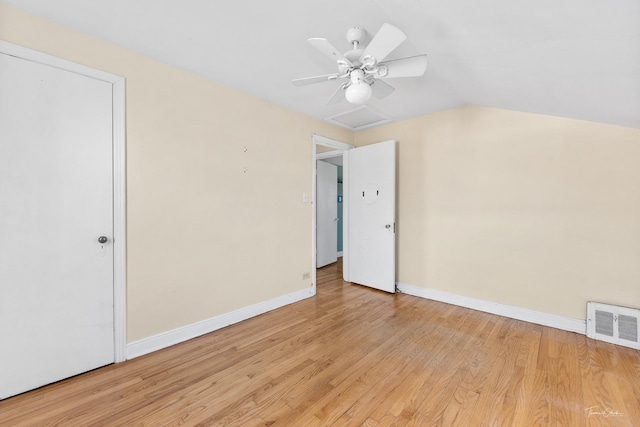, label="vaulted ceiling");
[3,0,639,129]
